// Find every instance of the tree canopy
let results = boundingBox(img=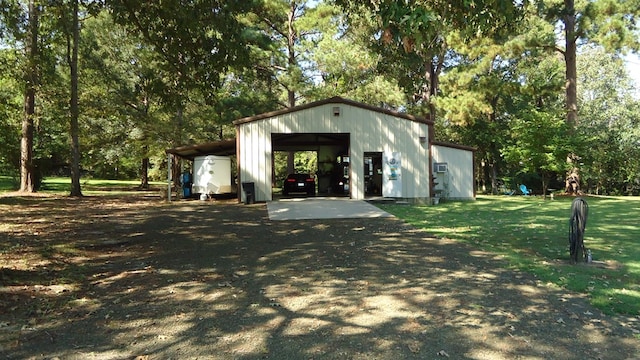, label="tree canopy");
[0,0,638,195]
